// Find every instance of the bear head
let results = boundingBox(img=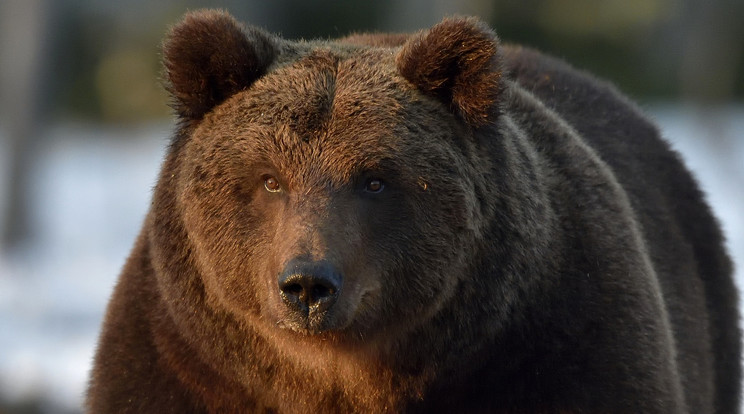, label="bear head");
[156,10,505,349]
